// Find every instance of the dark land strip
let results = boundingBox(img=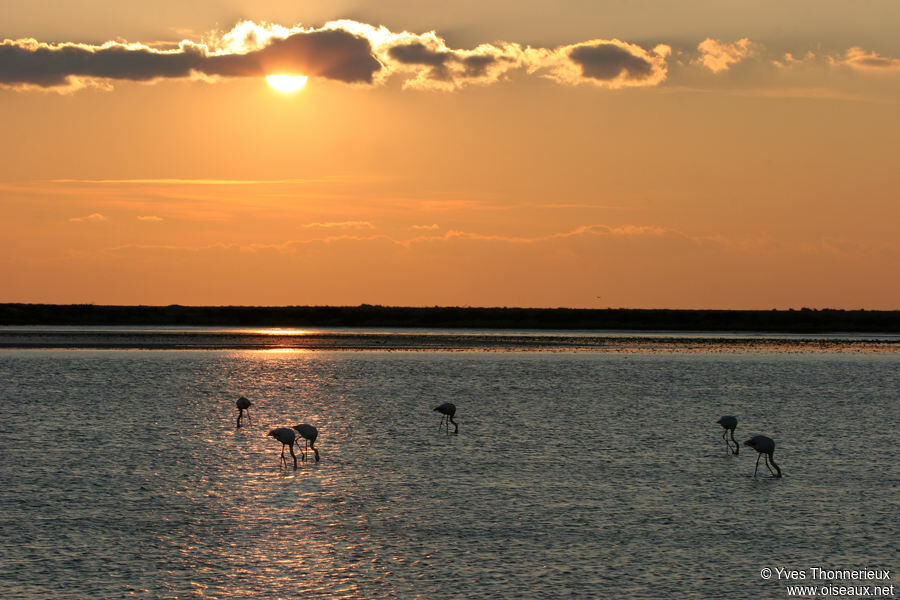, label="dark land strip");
[2,304,899,333]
